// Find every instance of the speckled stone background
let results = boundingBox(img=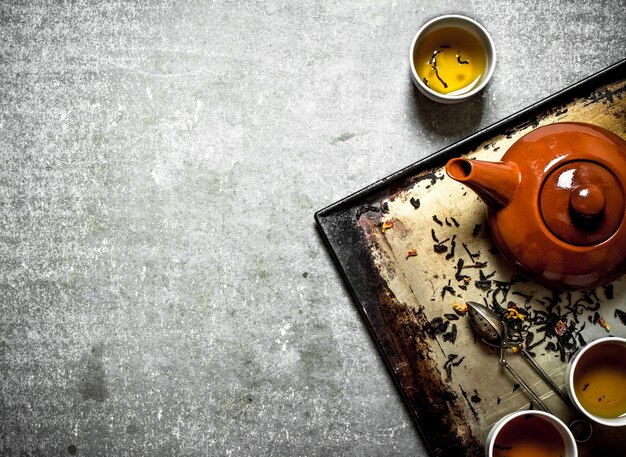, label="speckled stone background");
[0,1,624,456]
